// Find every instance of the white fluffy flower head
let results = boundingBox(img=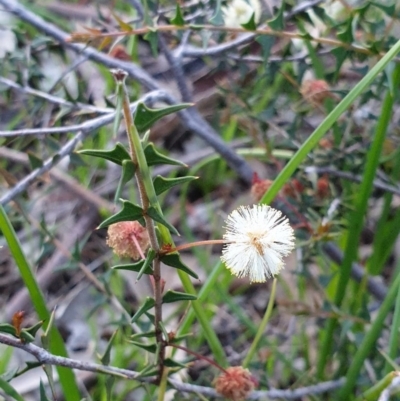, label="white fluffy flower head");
[221,205,295,283]
[223,0,261,28]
